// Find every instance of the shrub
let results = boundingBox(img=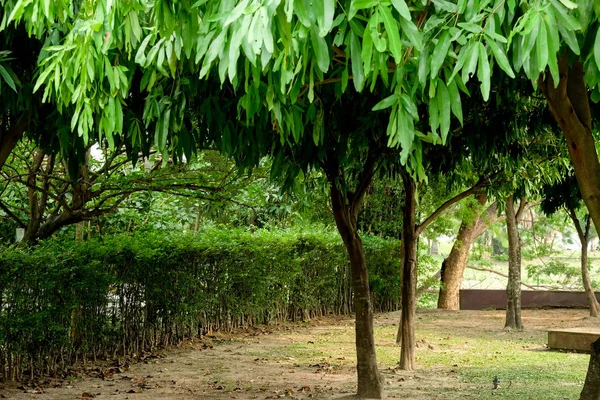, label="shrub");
[0,227,400,381]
